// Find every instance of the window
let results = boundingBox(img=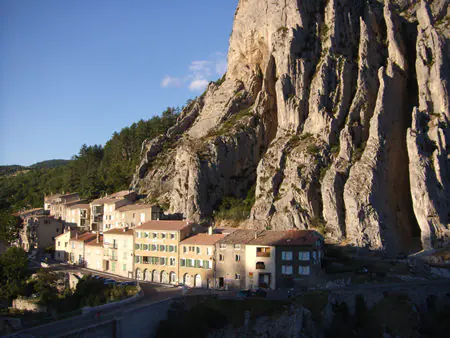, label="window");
[282,251,293,260]
[196,247,200,254]
[299,265,310,275]
[58,241,60,247]
[56,228,59,233]
[282,265,293,275]
[135,255,140,263]
[153,233,157,239]
[235,274,241,280]
[160,257,166,265]
[170,257,176,266]
[234,244,241,250]
[299,252,310,261]
[123,252,127,259]
[206,247,212,256]
[132,213,136,219]
[135,244,140,250]
[183,246,187,253]
[151,244,157,251]
[136,232,141,238]
[169,245,174,252]
[219,254,224,261]
[122,264,126,271]
[170,233,176,239]
[71,242,75,249]
[256,247,271,257]
[180,259,186,267]
[140,213,145,223]
[144,232,149,238]
[187,259,193,267]
[161,233,166,239]
[65,242,68,248]
[111,261,116,272]
[256,262,265,269]
[194,260,201,268]
[235,254,241,262]
[312,251,317,261]
[142,244,149,250]
[160,245,165,252]
[220,243,226,249]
